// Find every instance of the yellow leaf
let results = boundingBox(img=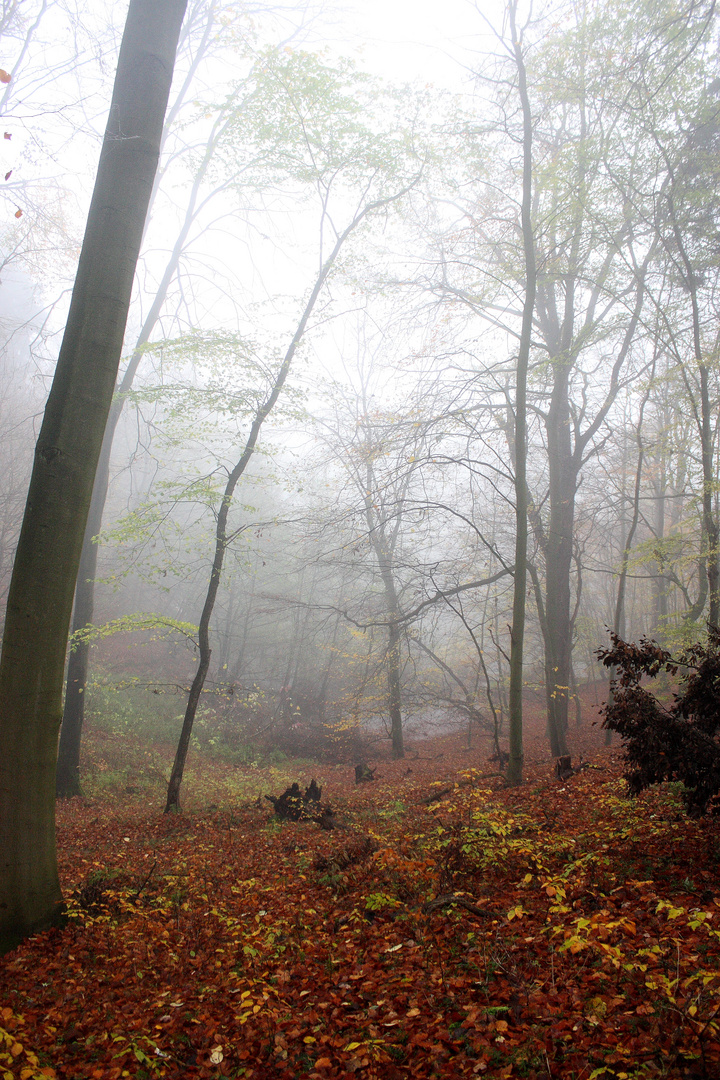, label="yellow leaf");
[303,1036,316,1044]
[585,996,608,1019]
[345,1041,362,1051]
